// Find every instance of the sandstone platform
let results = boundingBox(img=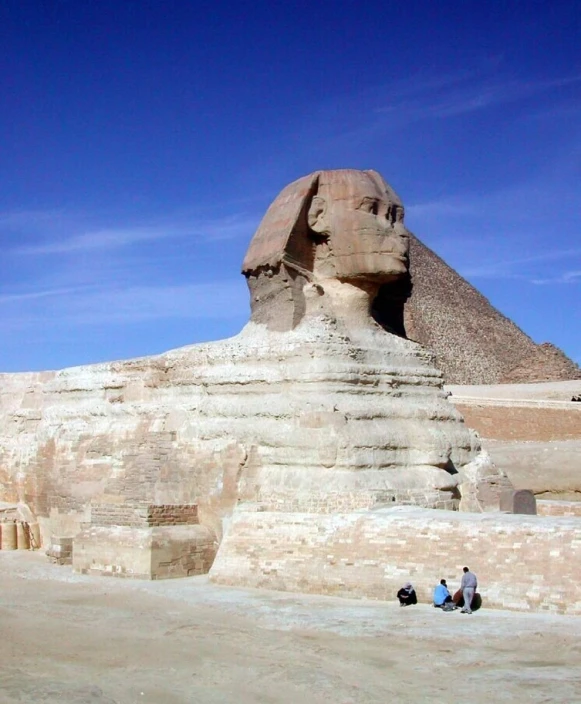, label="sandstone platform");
[210,505,581,614]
